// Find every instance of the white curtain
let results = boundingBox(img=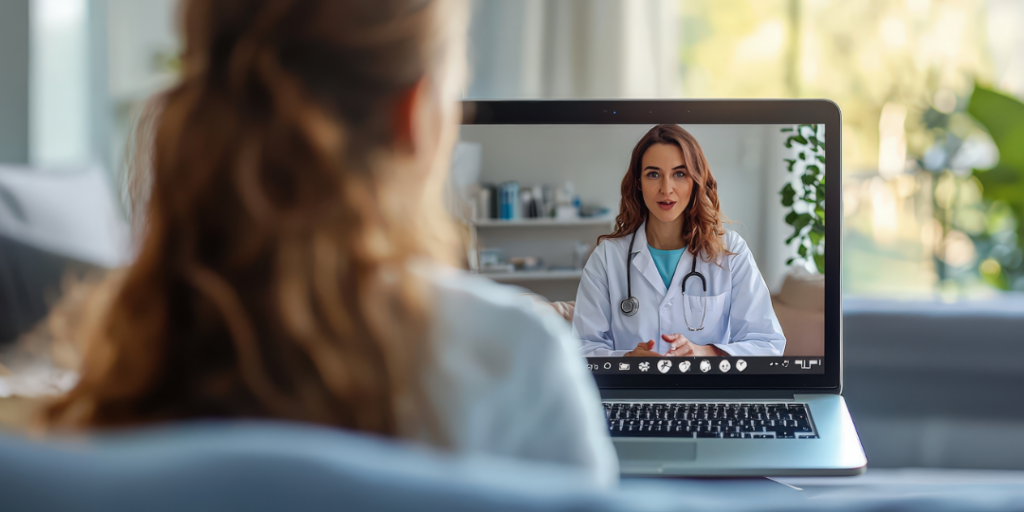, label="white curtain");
[29,0,111,171]
[467,0,679,99]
